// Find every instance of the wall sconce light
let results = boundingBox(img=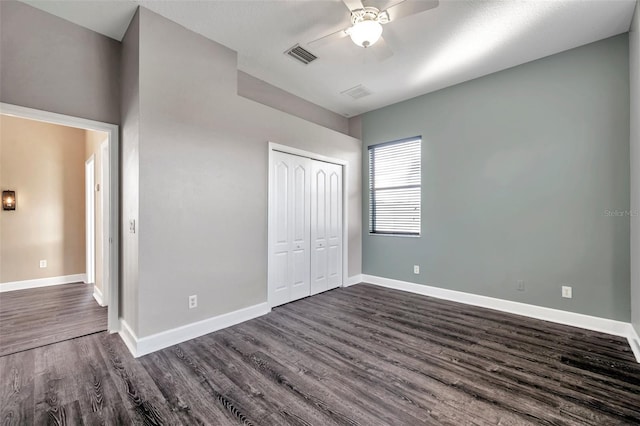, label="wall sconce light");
[2,190,16,210]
